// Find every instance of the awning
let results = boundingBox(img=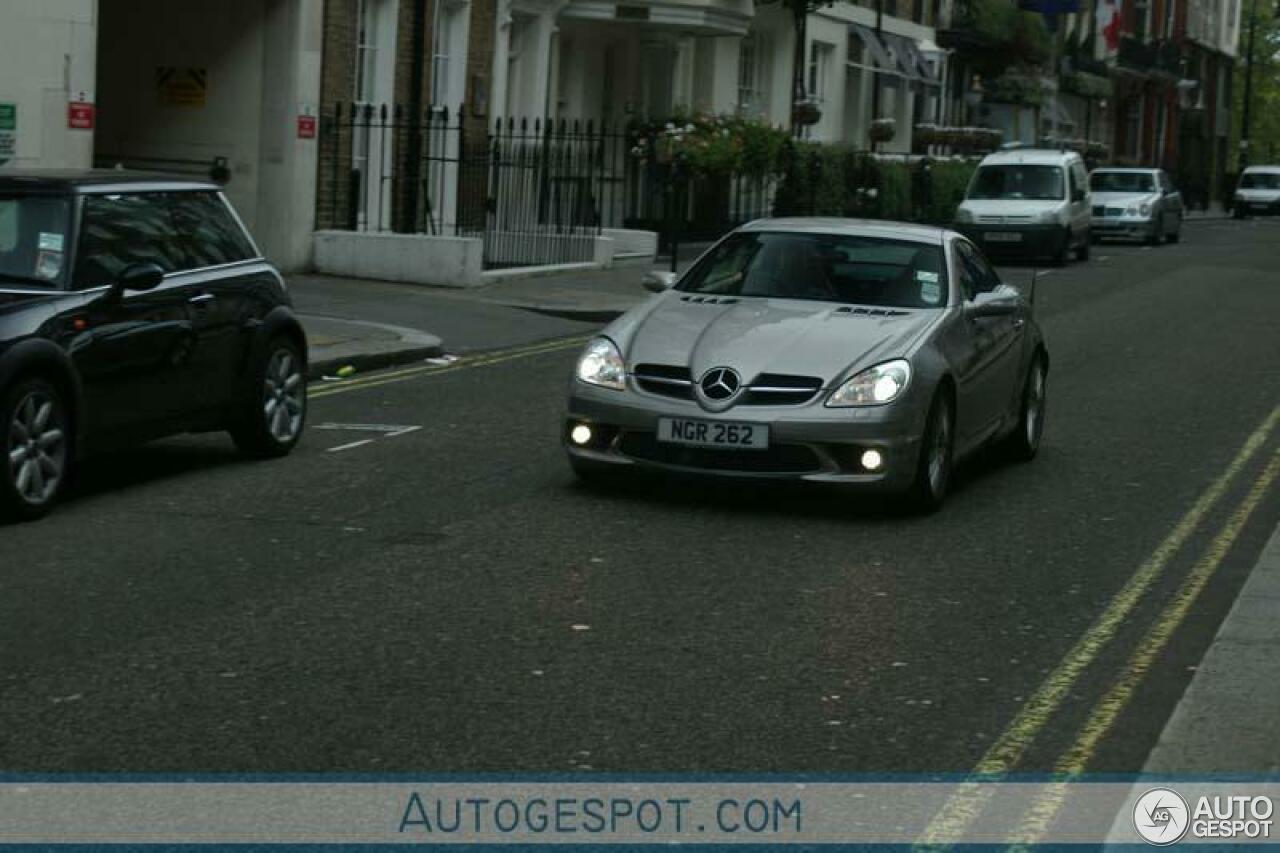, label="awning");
[849,24,940,86]
[850,24,899,75]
